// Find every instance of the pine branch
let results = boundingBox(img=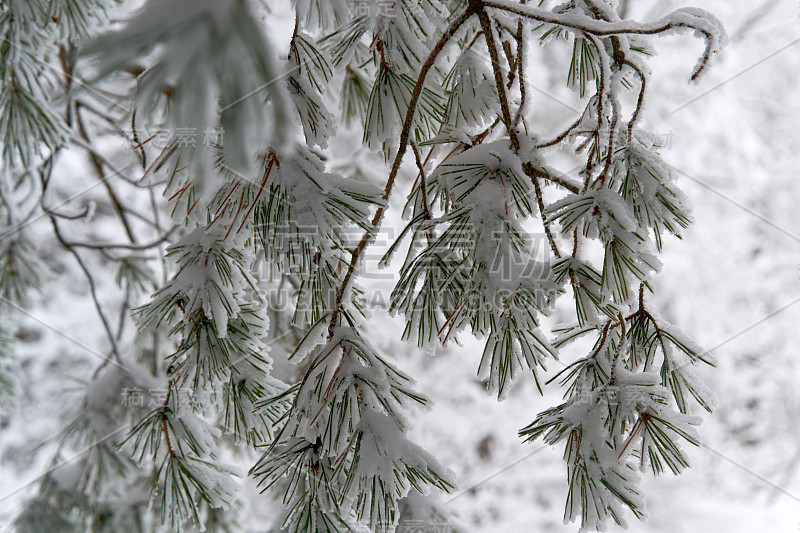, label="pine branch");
[327,5,476,335]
